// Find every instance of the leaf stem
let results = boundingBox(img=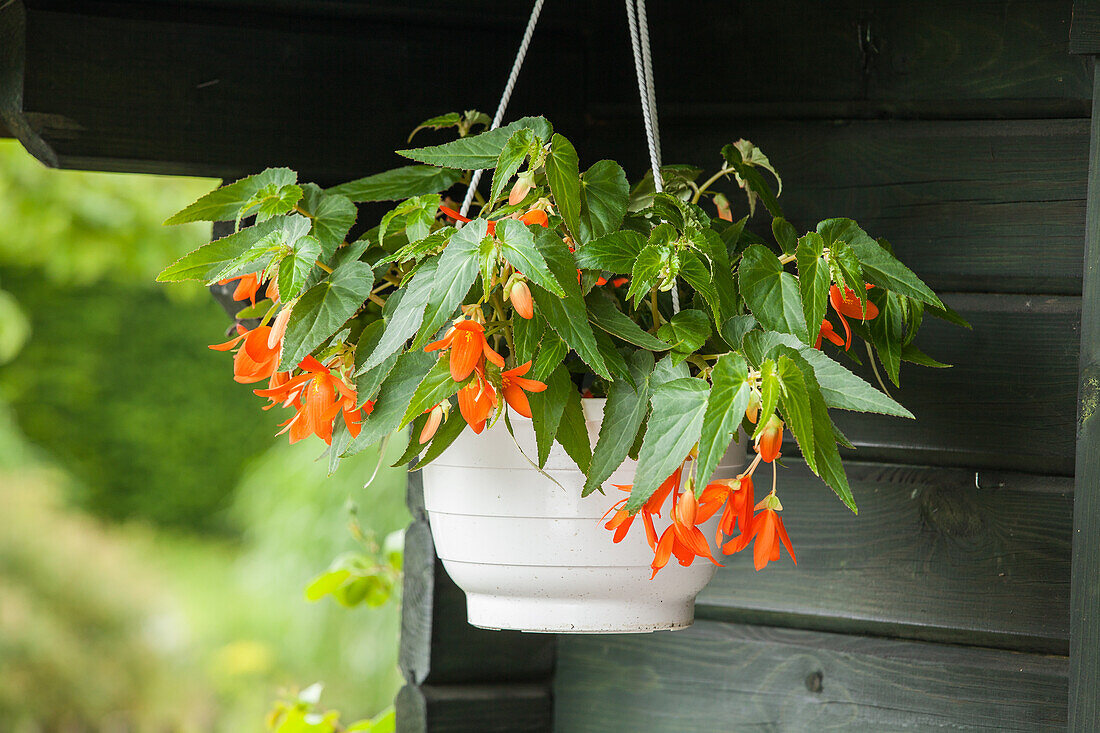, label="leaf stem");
[649,288,662,333]
[315,260,334,274]
[778,253,796,266]
[690,166,733,205]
